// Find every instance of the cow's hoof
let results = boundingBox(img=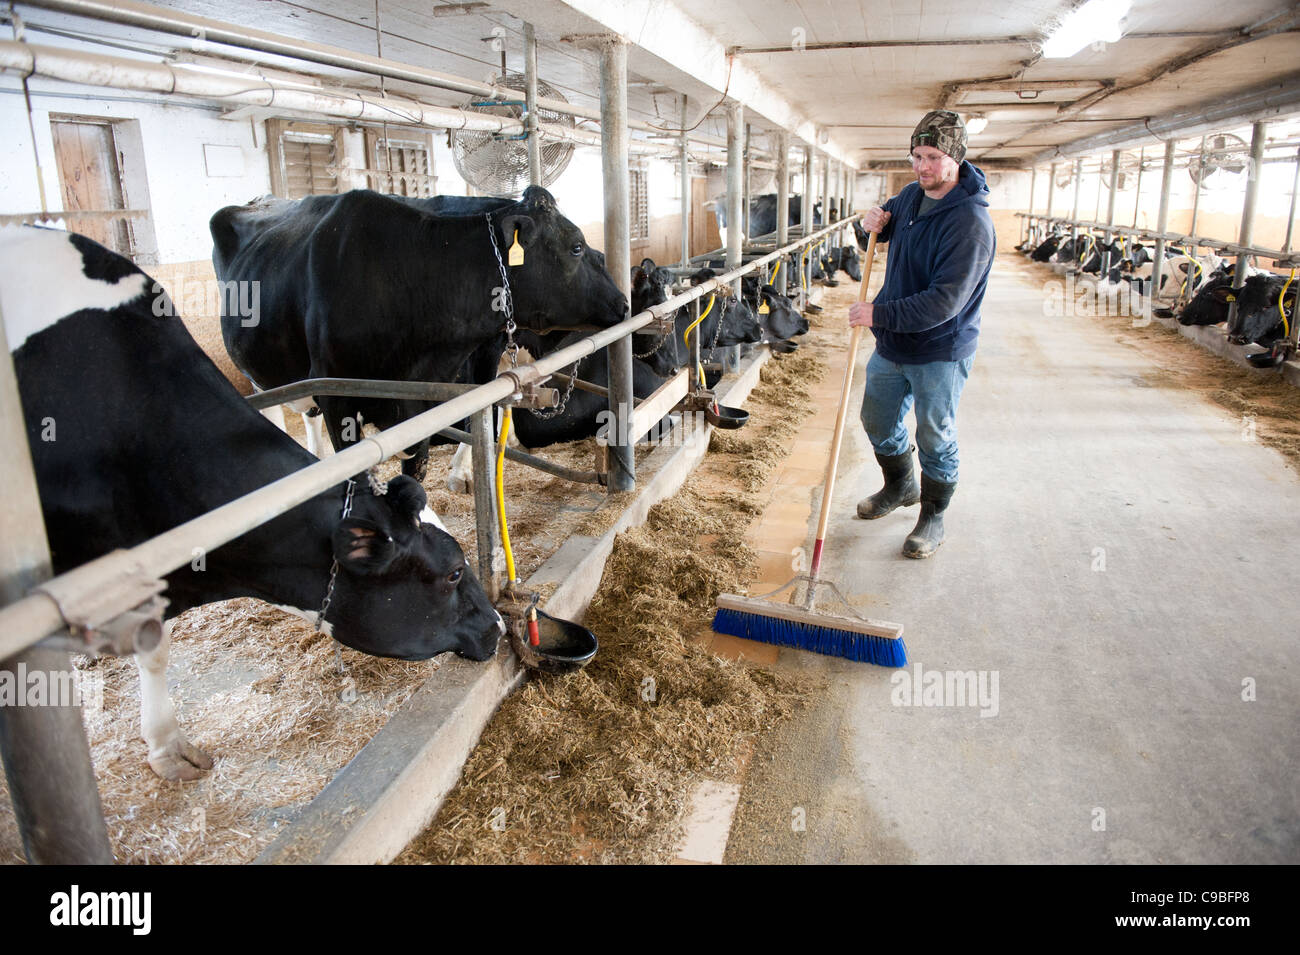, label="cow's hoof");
[446,473,473,495]
[149,738,214,781]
